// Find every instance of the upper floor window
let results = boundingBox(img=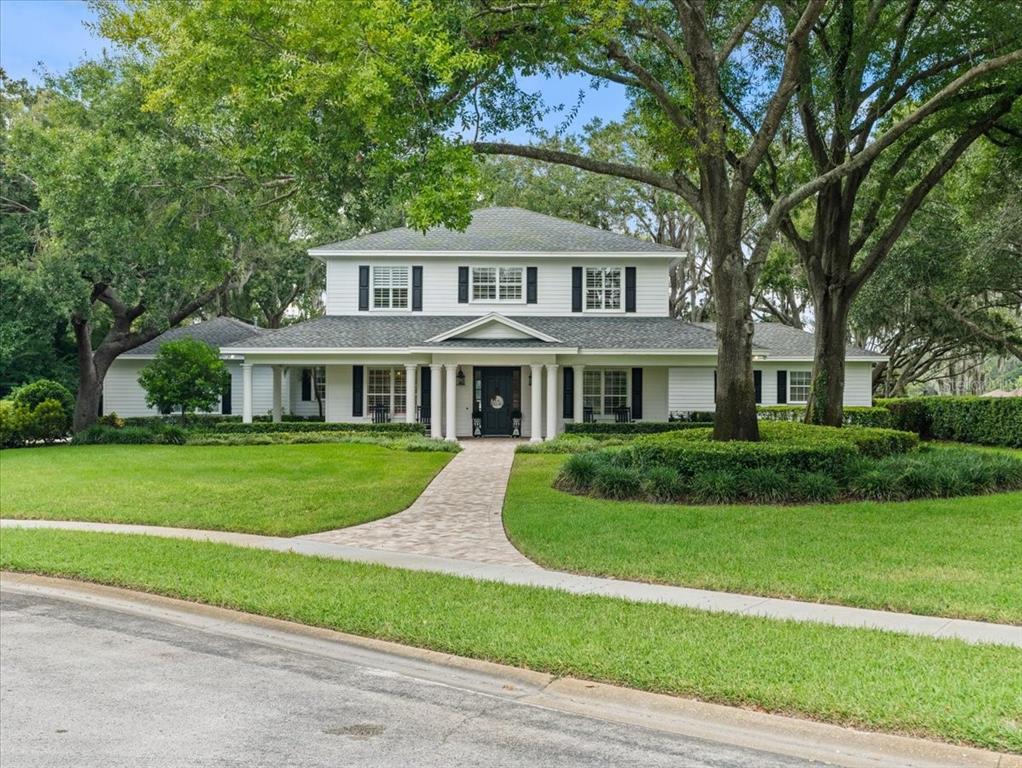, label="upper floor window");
[789,370,811,403]
[585,267,622,311]
[472,266,523,302]
[372,266,409,310]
